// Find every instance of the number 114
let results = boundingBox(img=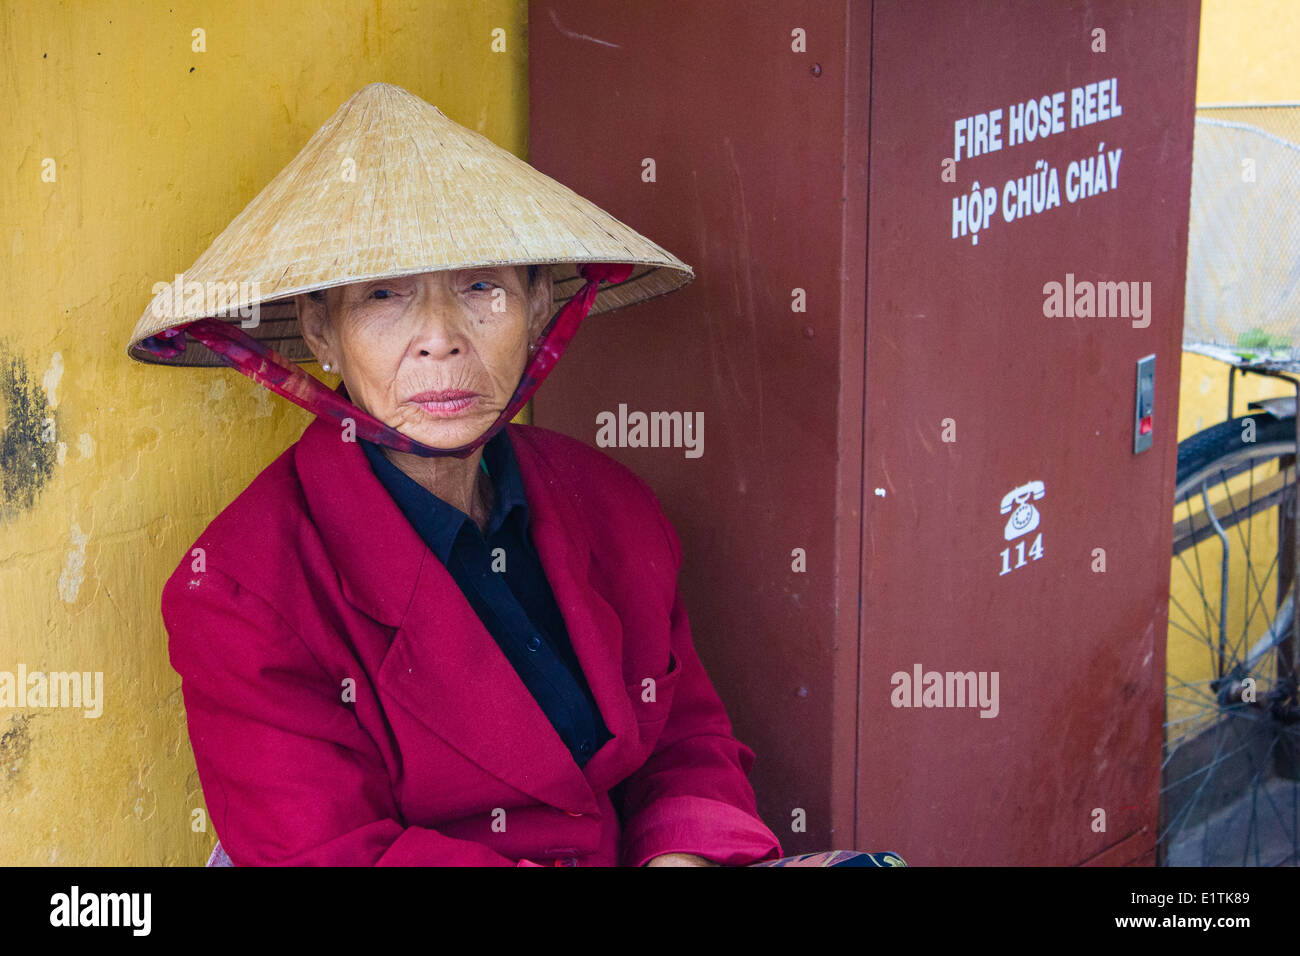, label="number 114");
[1000,533,1044,575]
